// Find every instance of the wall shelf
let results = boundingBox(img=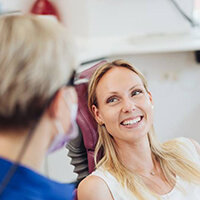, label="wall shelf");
[75,27,200,64]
